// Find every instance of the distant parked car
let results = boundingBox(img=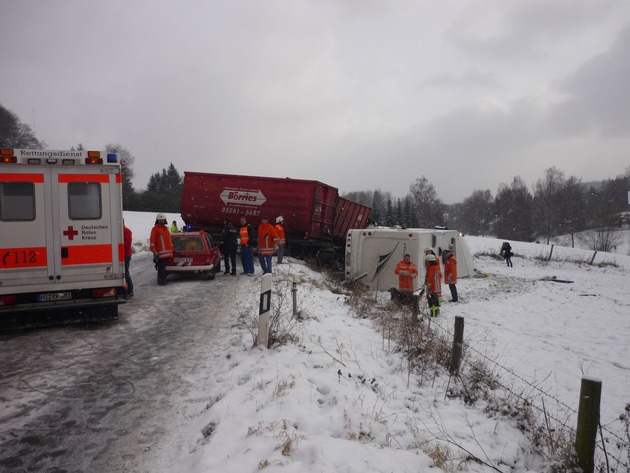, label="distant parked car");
[166,231,222,280]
